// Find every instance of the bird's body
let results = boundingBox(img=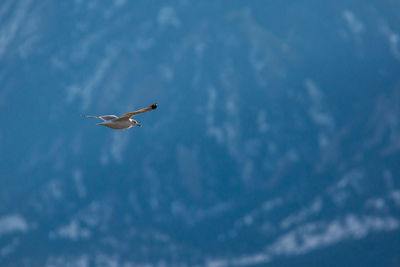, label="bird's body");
[82,103,157,130]
[96,119,137,129]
